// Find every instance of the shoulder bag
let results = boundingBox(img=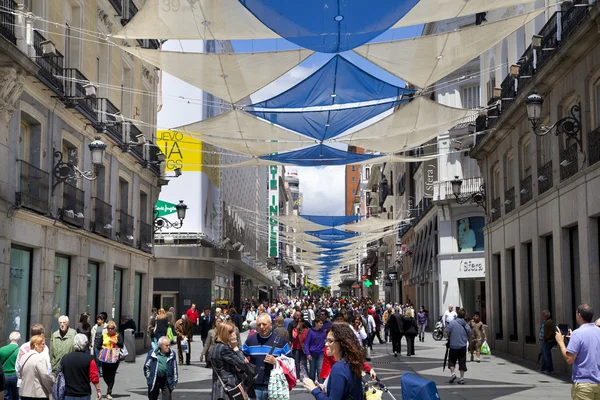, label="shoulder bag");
[211,344,248,400]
